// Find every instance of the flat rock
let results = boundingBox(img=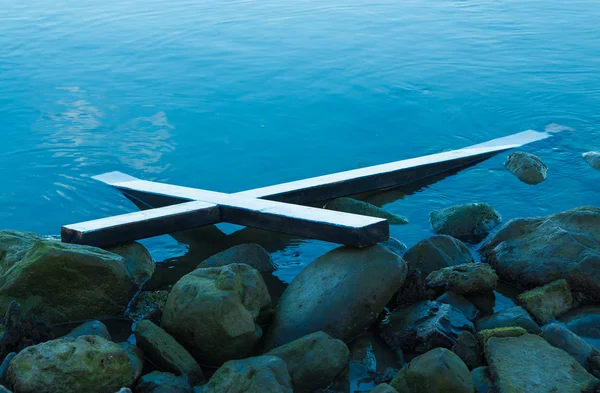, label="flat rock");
[264,245,406,349]
[106,242,155,287]
[403,235,473,276]
[426,263,498,295]
[505,151,548,185]
[517,279,573,323]
[471,367,491,393]
[543,323,600,377]
[134,372,191,393]
[437,293,479,321]
[583,151,600,170]
[451,331,483,370]
[485,334,599,393]
[378,300,474,354]
[197,243,276,273]
[325,197,409,225]
[479,206,600,301]
[476,306,541,334]
[430,203,501,241]
[161,263,271,366]
[65,320,111,340]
